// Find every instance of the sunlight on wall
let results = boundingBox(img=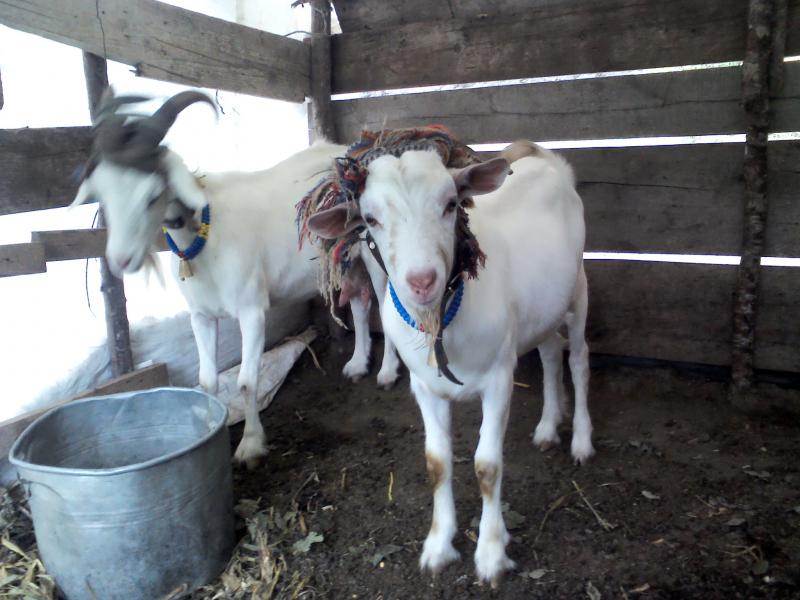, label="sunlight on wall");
[0,0,311,419]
